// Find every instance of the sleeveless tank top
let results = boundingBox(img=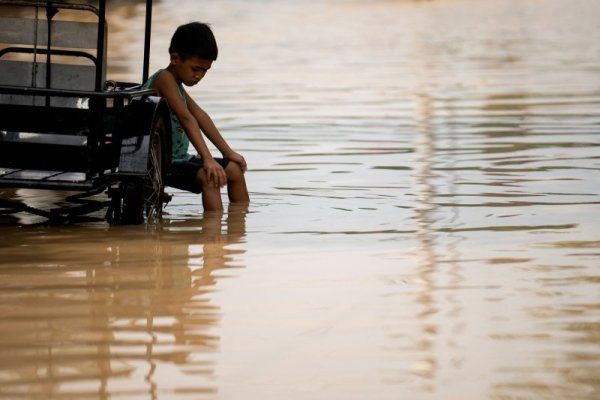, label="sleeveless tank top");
[143,69,191,162]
